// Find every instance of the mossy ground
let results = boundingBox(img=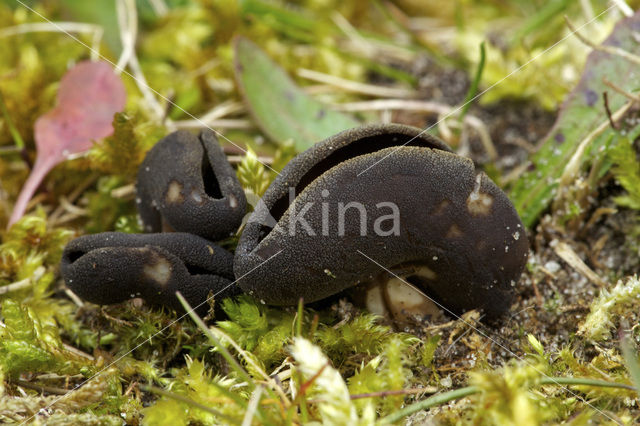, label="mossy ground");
[0,1,639,424]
